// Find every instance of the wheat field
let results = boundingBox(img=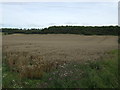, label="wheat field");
[2,34,118,78]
